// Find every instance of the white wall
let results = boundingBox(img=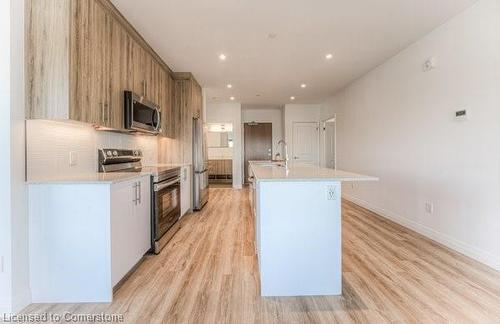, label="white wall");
[26,120,159,180]
[206,103,243,188]
[0,0,13,314]
[242,106,284,157]
[1,0,30,314]
[322,0,500,270]
[10,0,30,312]
[284,104,321,163]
